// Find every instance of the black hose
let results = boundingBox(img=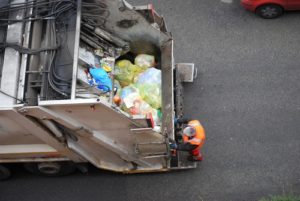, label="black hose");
[0,42,59,54]
[0,90,26,103]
